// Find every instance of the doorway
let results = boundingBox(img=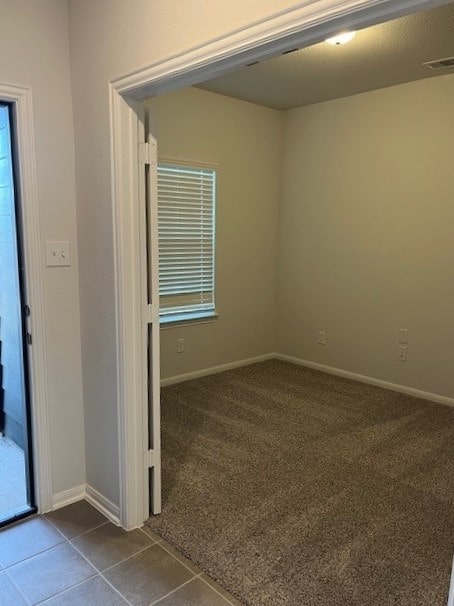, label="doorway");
[110,0,452,530]
[0,102,35,526]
